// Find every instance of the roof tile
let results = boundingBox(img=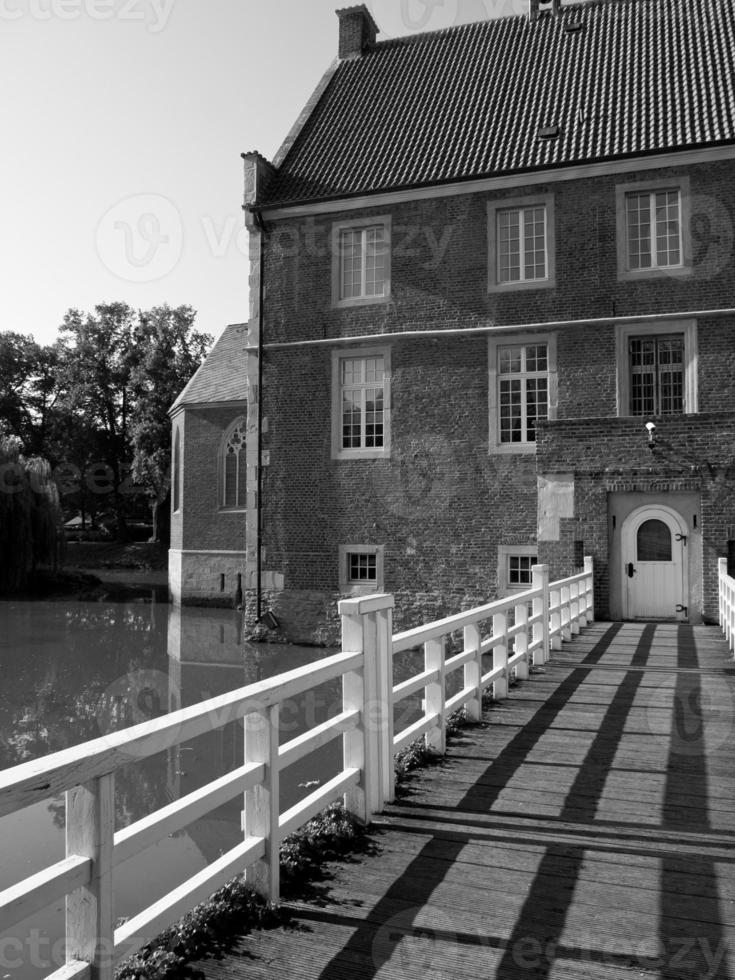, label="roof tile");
[263,0,735,207]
